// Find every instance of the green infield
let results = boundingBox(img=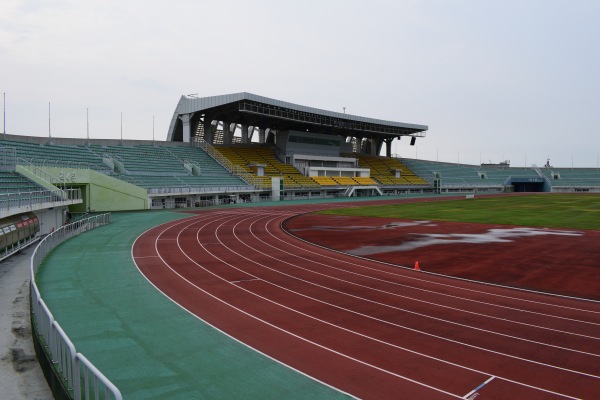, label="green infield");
[318,194,600,230]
